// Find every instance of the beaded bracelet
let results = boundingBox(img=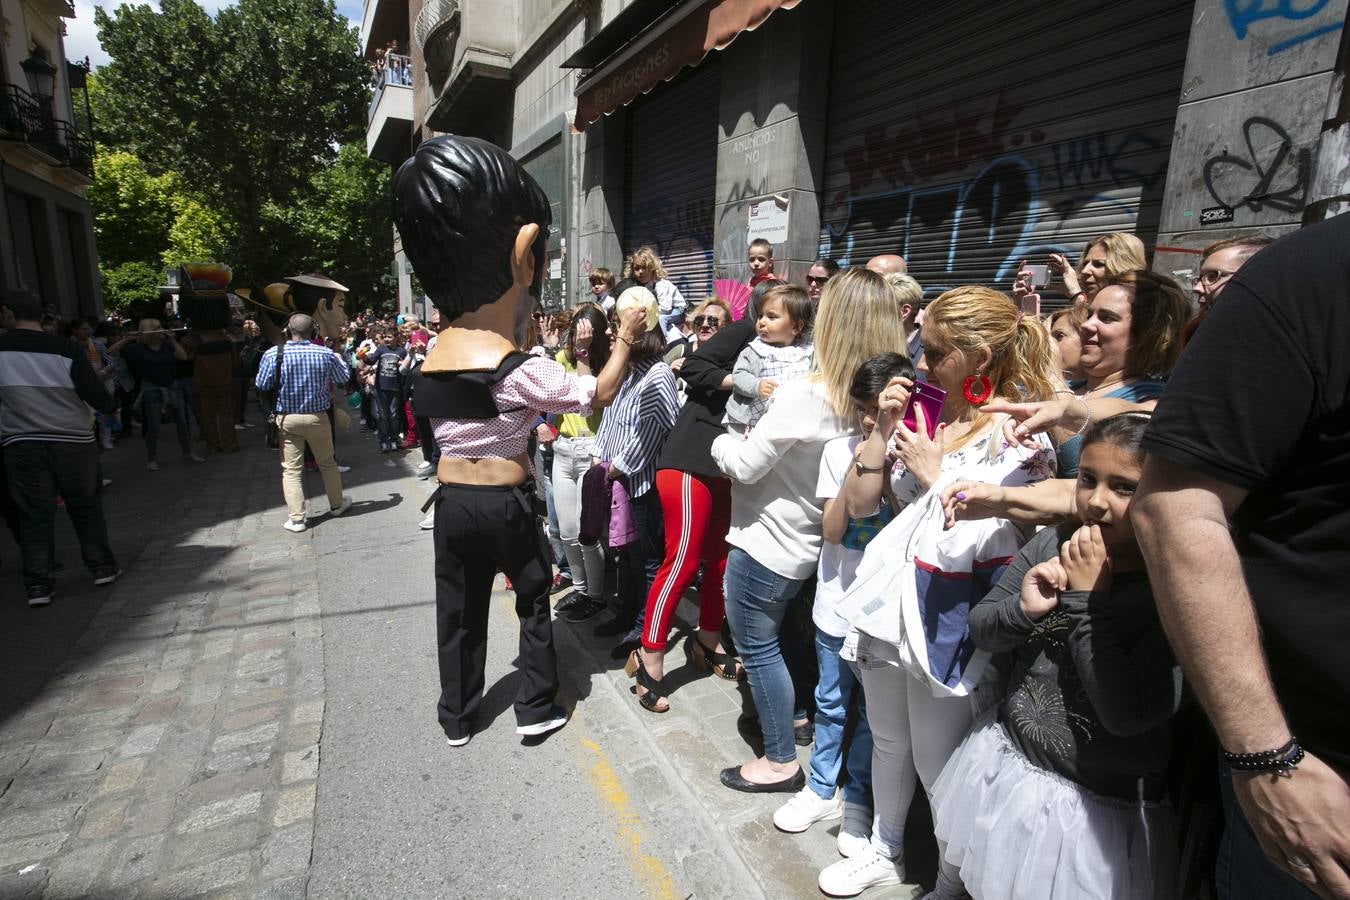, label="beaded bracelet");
[1223,737,1305,776]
